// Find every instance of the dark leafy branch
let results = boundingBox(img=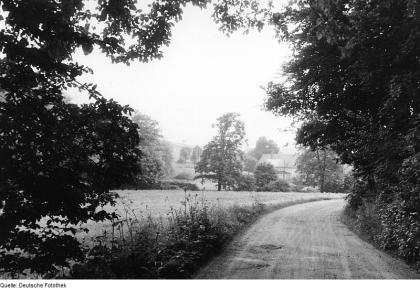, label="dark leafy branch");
[0,0,269,276]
